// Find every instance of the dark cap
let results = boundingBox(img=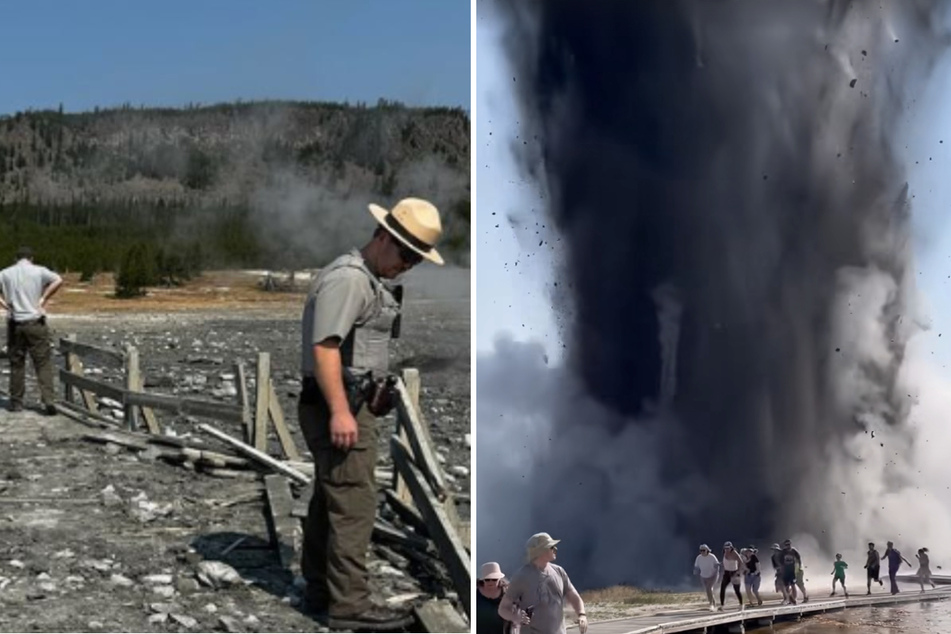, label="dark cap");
[15,246,33,260]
